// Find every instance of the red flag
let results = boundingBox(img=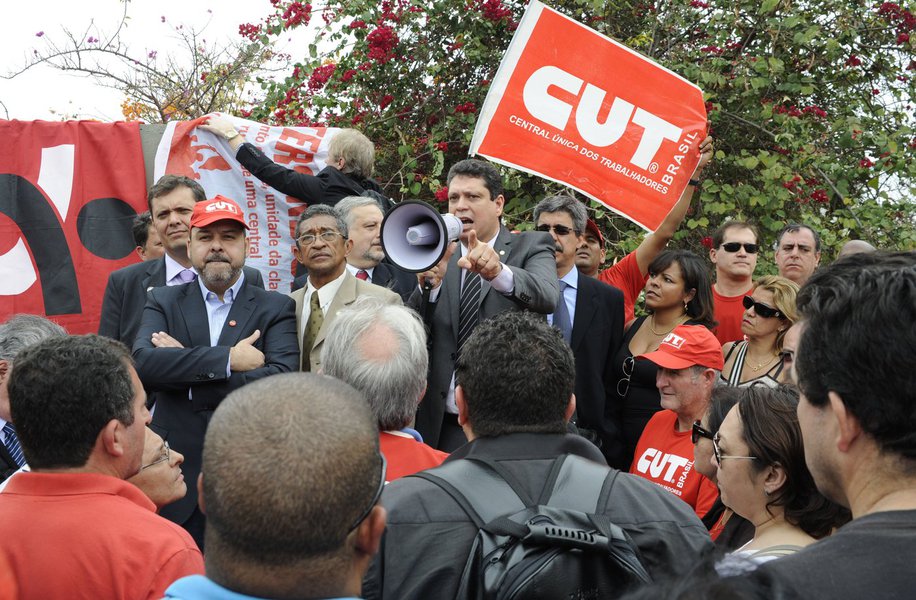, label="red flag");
[0,120,148,333]
[471,1,707,231]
